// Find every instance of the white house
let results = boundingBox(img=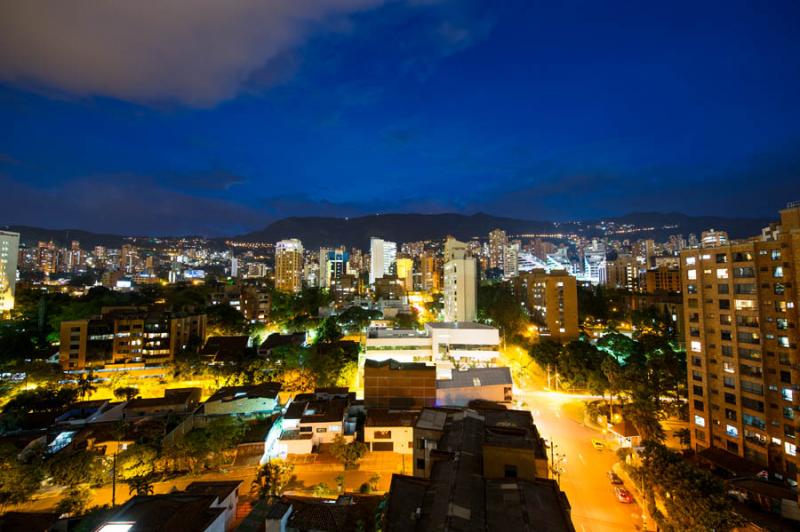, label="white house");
[202,383,281,417]
[364,409,417,454]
